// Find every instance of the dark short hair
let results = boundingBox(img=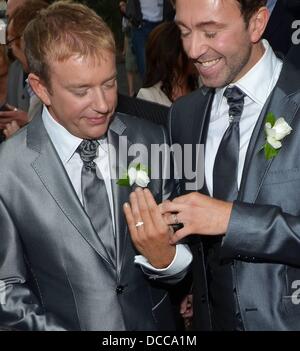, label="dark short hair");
[236,0,267,24]
[174,0,267,25]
